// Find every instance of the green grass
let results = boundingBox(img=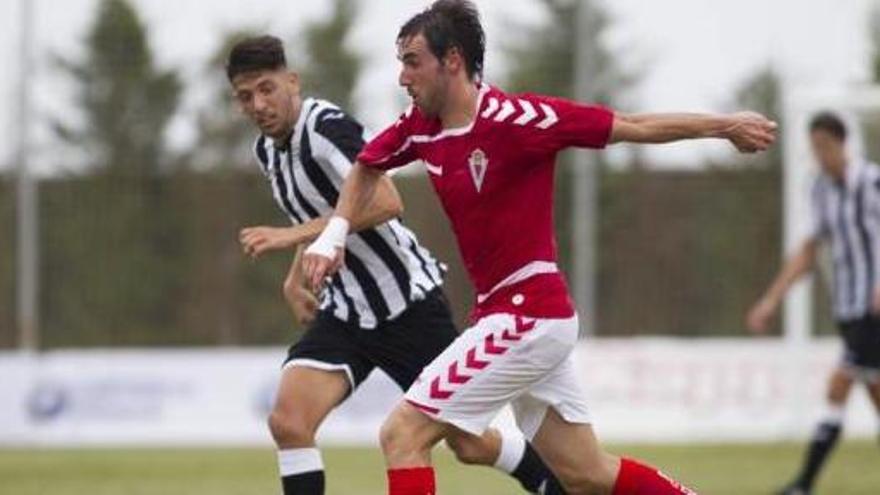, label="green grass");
[0,441,878,494]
